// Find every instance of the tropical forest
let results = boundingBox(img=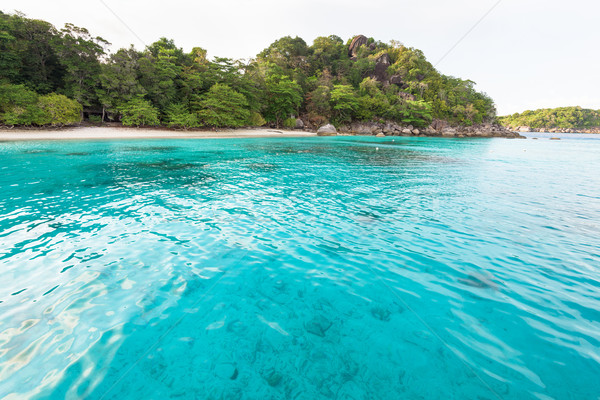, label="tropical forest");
[0,11,497,129]
[499,107,600,131]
